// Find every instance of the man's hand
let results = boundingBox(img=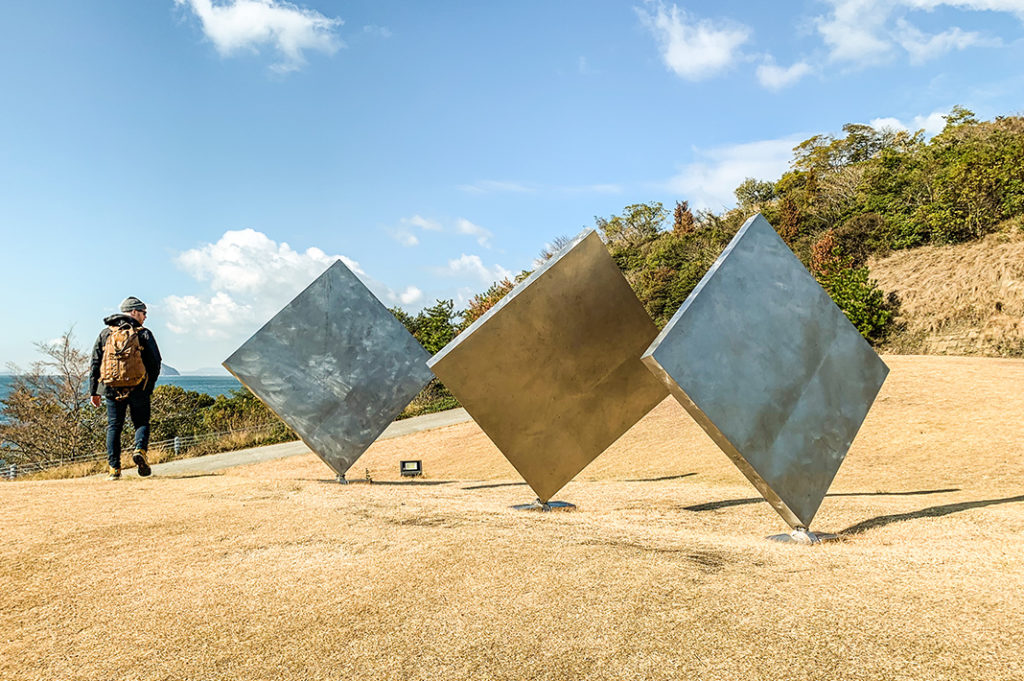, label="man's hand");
[90,395,101,408]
